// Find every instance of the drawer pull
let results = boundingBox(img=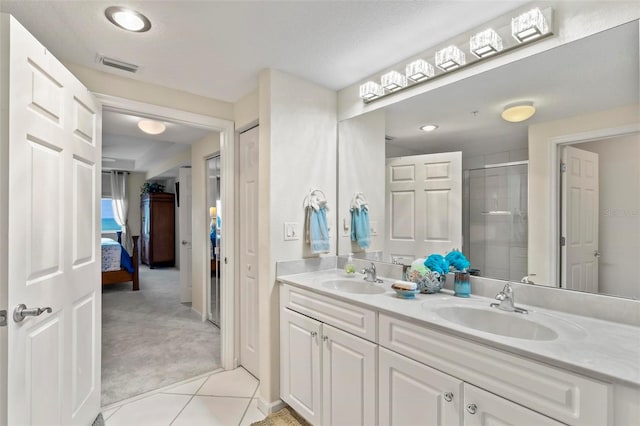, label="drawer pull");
[466,403,477,415]
[444,392,453,402]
